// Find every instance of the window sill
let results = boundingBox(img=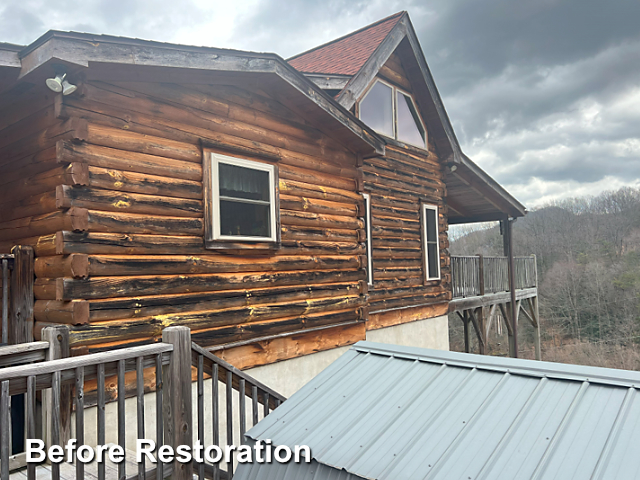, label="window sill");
[205,239,281,253]
[383,136,429,155]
